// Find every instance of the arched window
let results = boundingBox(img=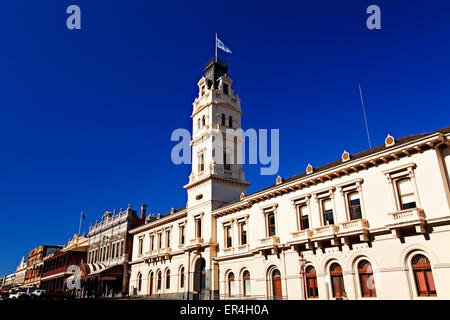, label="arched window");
[221,113,226,126]
[166,270,171,289]
[202,115,206,127]
[358,260,376,297]
[157,271,162,291]
[137,273,142,292]
[412,254,436,297]
[148,271,154,295]
[305,266,318,298]
[396,178,416,210]
[228,272,235,297]
[243,271,251,296]
[228,116,233,128]
[198,118,201,130]
[330,263,345,298]
[180,267,185,288]
[272,269,282,300]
